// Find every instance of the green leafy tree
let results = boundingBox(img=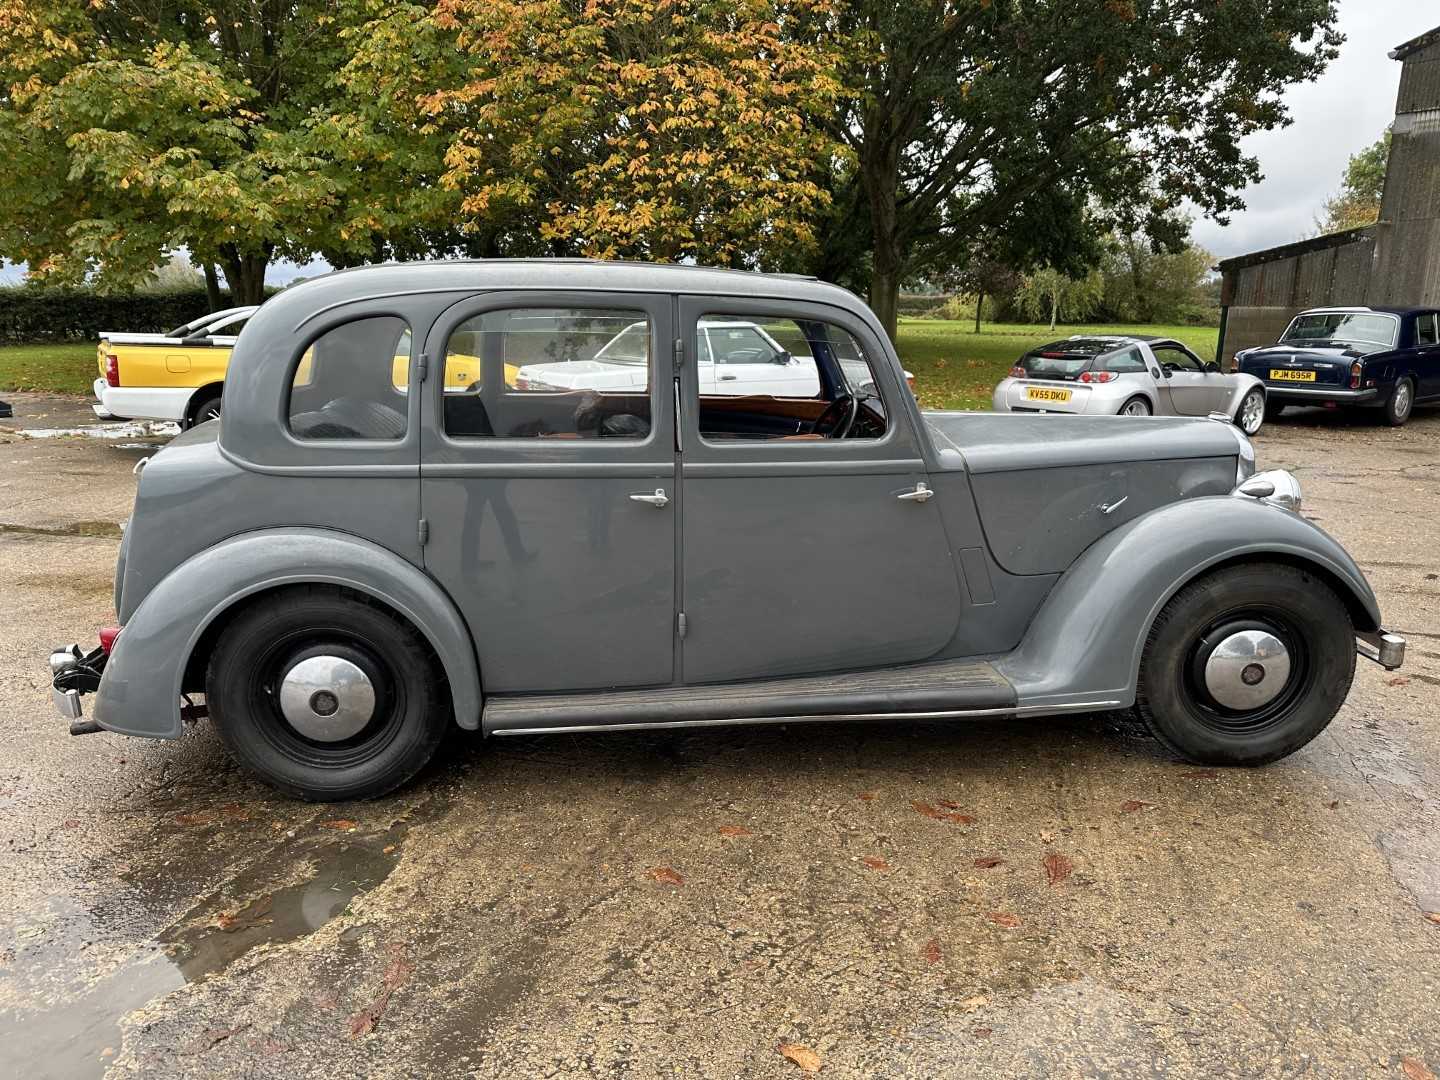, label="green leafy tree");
[1015,266,1104,331]
[819,0,1342,340]
[1100,233,1215,324]
[1318,130,1390,234]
